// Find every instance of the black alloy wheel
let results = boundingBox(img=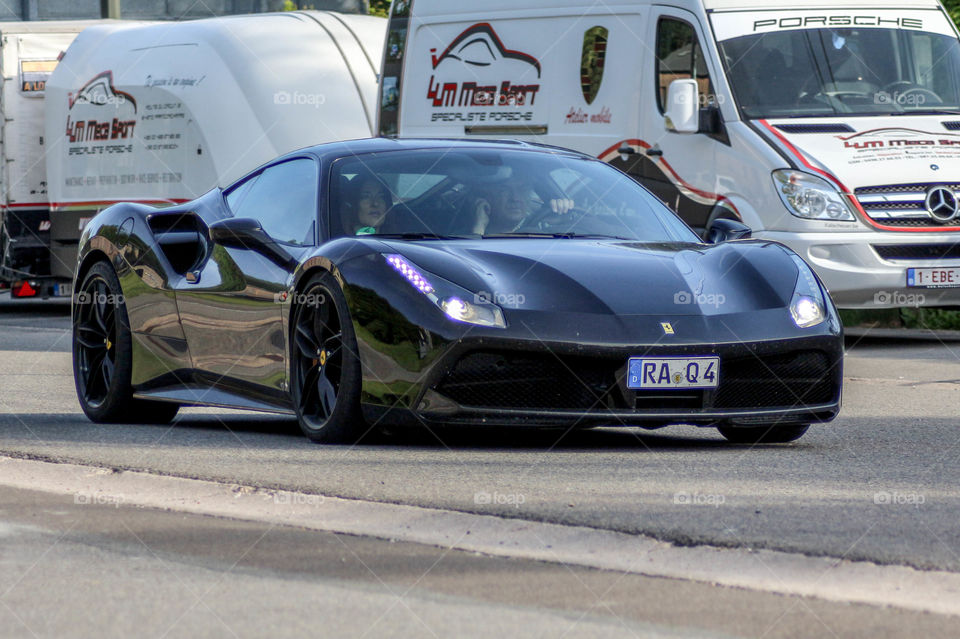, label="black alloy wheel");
[73,260,179,424]
[291,273,363,443]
